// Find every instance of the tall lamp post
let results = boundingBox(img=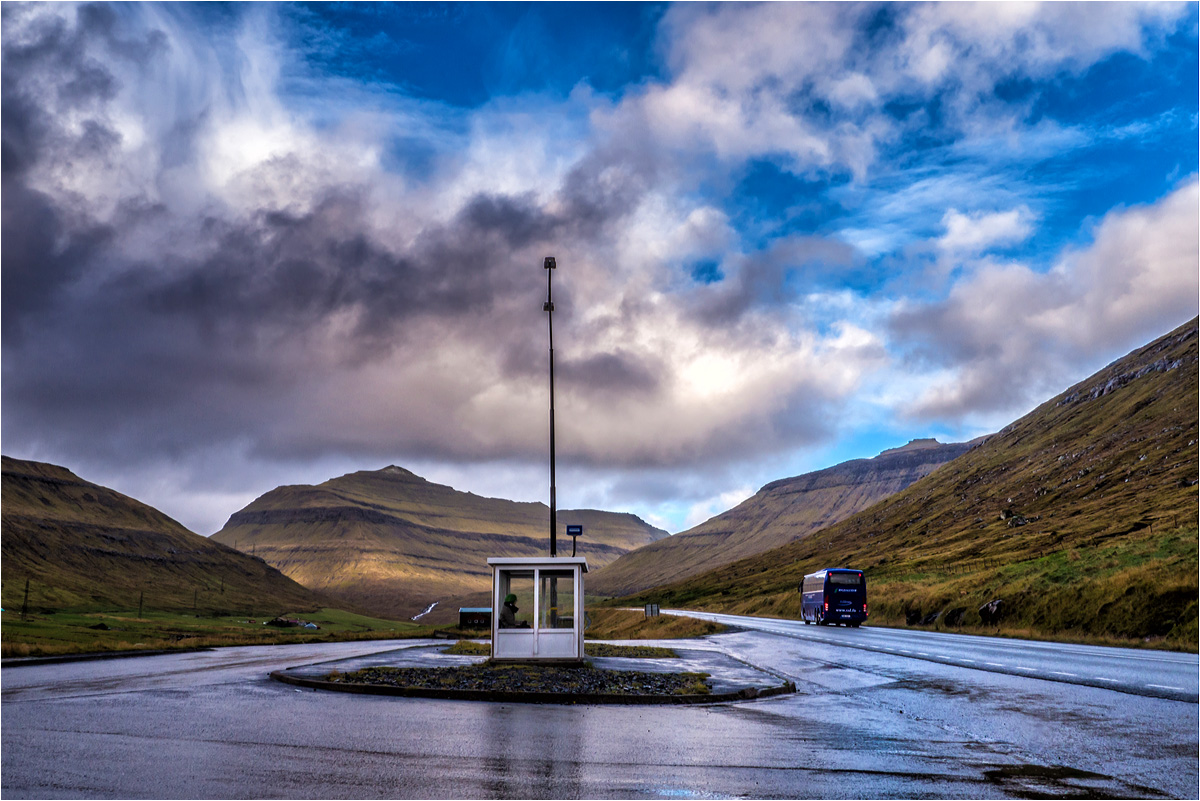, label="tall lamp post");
[543,256,557,557]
